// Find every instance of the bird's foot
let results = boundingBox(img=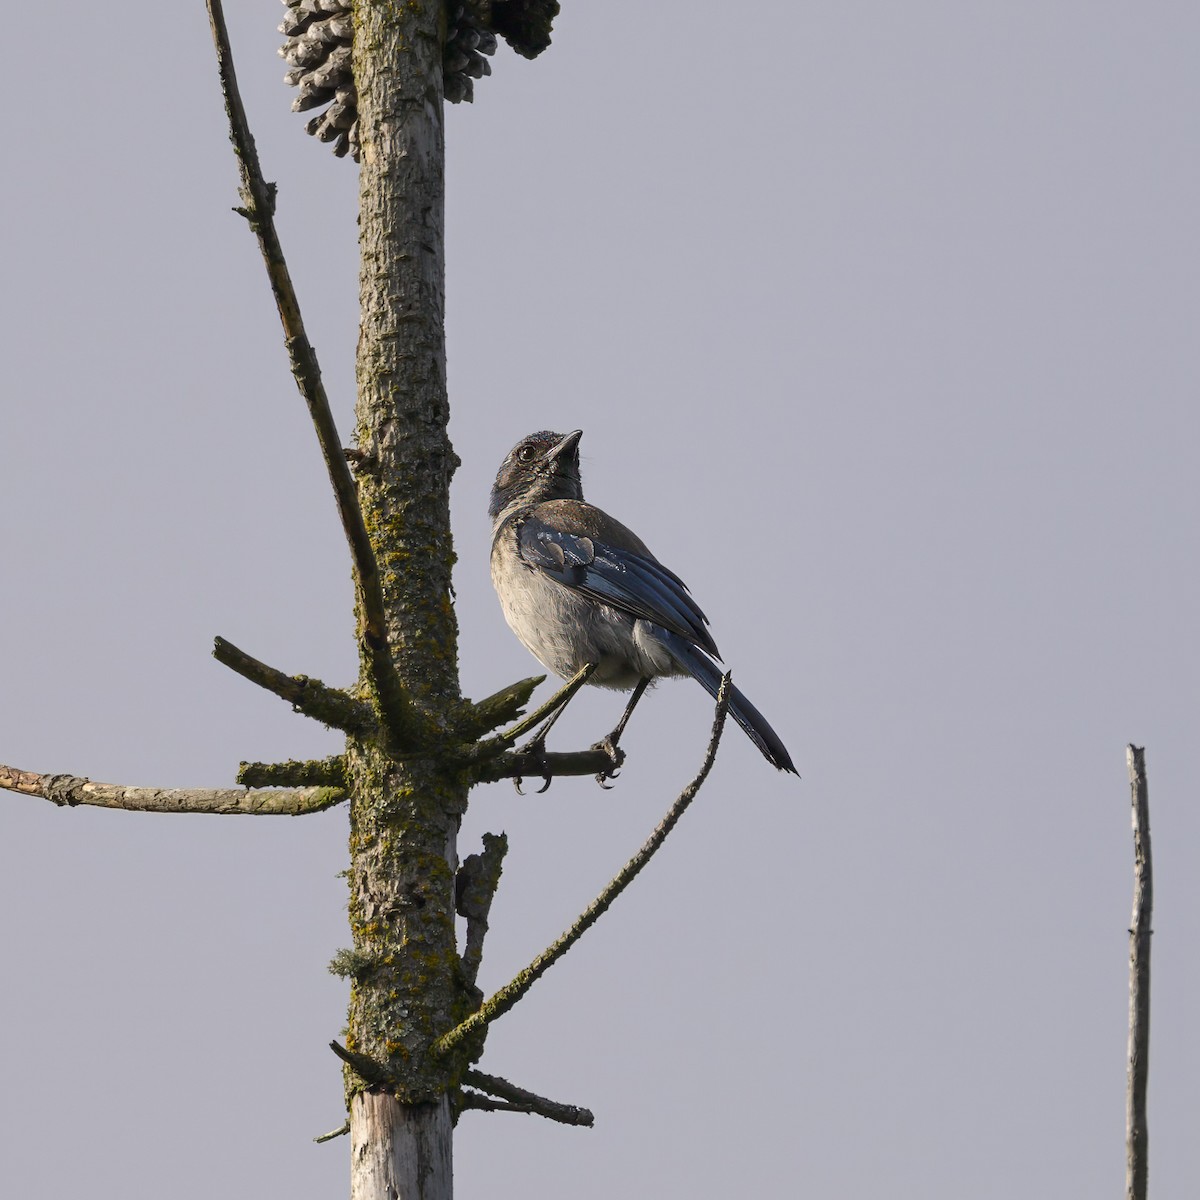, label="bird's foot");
[512,736,554,795]
[590,735,627,788]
